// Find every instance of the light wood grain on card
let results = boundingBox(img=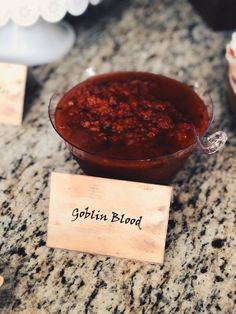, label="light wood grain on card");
[0,62,27,125]
[47,172,172,264]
